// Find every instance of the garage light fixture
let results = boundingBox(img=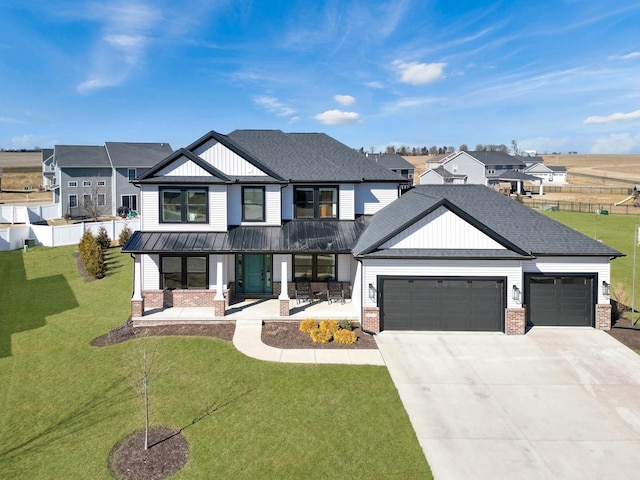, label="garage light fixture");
[368,283,376,301]
[602,281,610,296]
[512,285,521,303]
